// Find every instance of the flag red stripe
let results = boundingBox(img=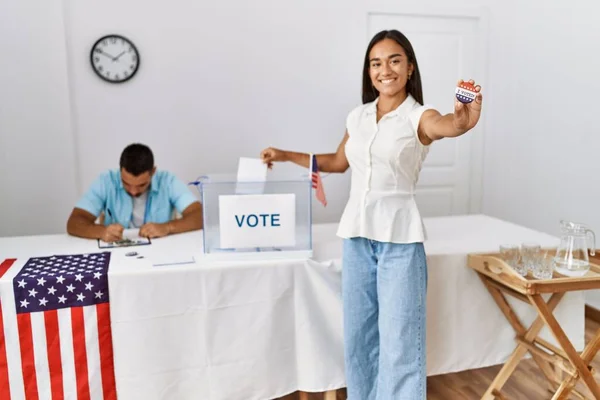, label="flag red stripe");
[97,303,117,400]
[0,258,16,278]
[312,172,327,206]
[0,259,17,400]
[71,307,91,400]
[17,313,39,400]
[0,302,11,400]
[44,310,64,400]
